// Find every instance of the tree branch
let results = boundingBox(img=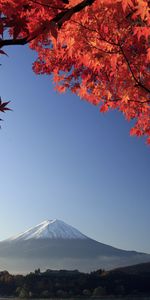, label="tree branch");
[0,0,95,49]
[110,98,150,104]
[29,0,66,11]
[119,44,150,94]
